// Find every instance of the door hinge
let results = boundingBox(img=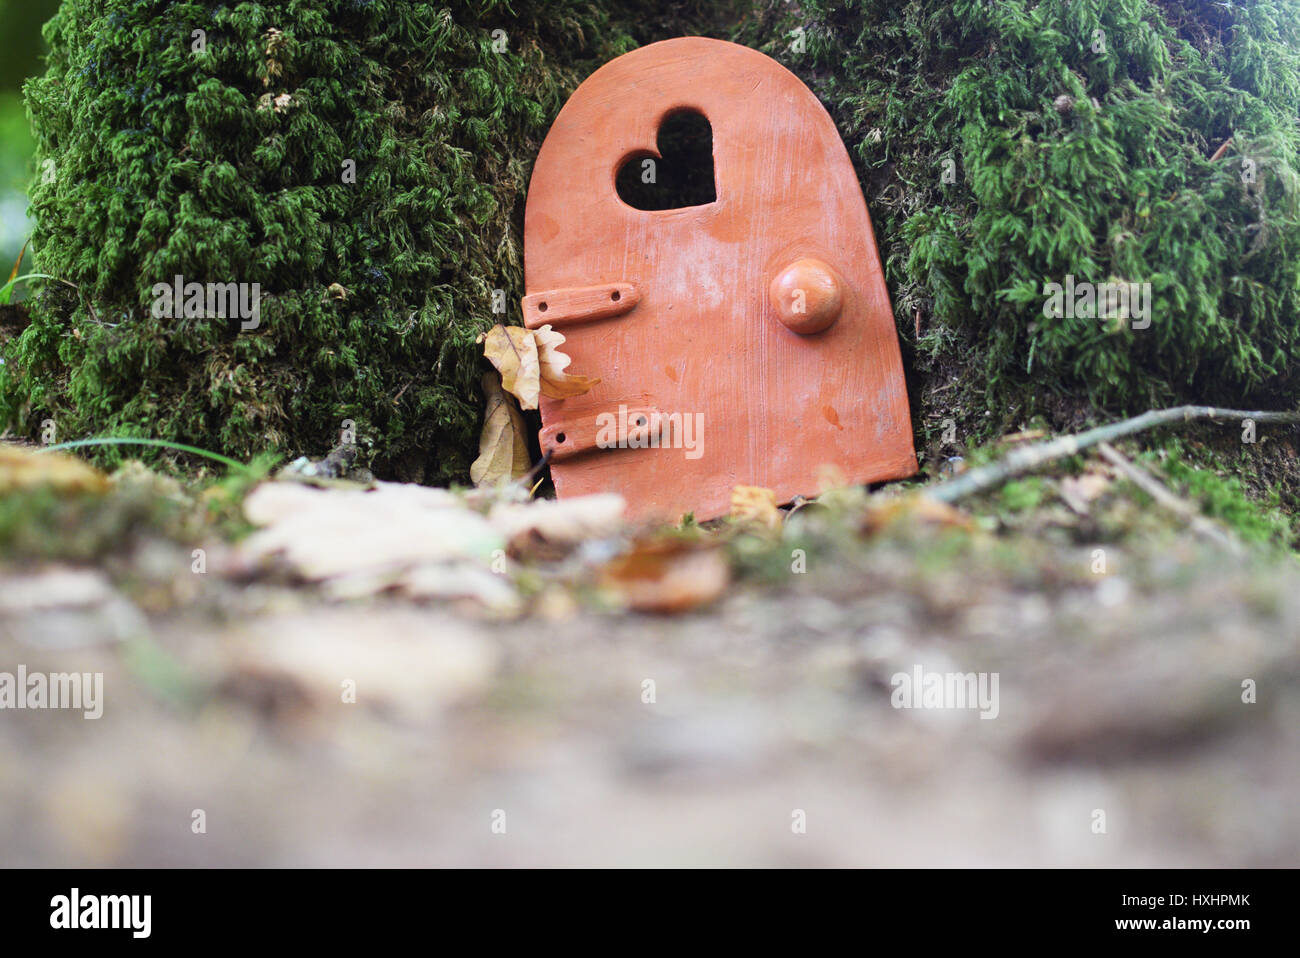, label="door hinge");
[522,283,639,329]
